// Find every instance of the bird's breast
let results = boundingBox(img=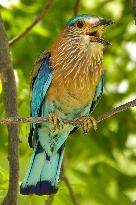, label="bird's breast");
[46,63,102,117]
[47,37,103,118]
